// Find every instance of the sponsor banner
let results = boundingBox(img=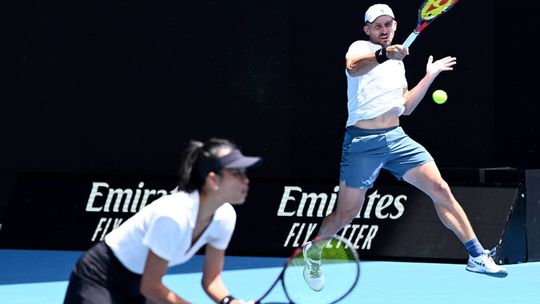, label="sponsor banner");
[231,181,520,261]
[0,173,522,262]
[1,173,178,250]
